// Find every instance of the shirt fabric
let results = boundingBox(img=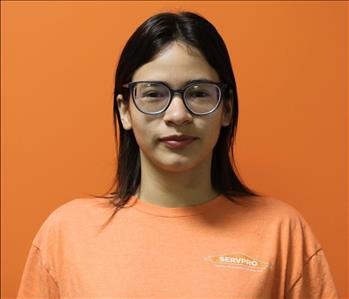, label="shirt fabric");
[17,194,339,299]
